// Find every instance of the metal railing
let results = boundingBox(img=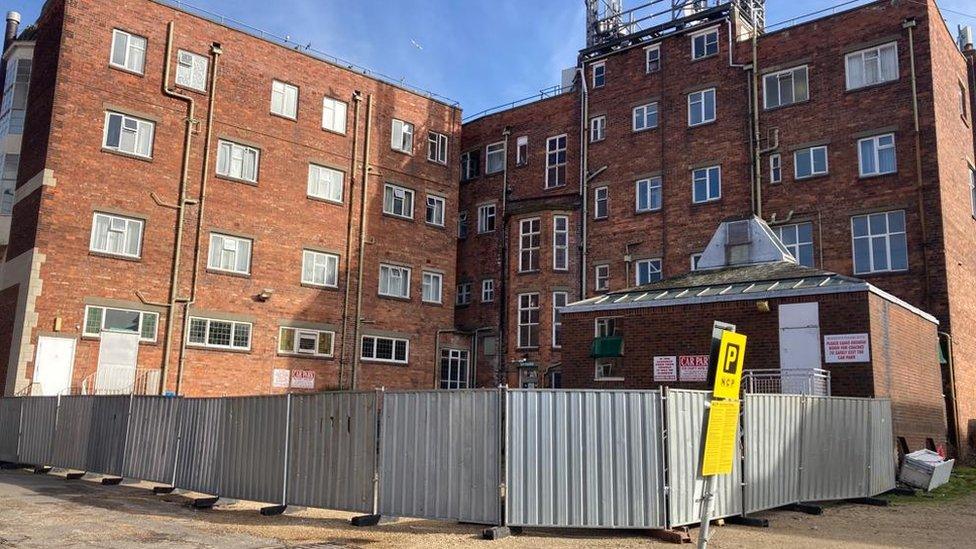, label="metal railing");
[742,368,831,396]
[80,368,162,396]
